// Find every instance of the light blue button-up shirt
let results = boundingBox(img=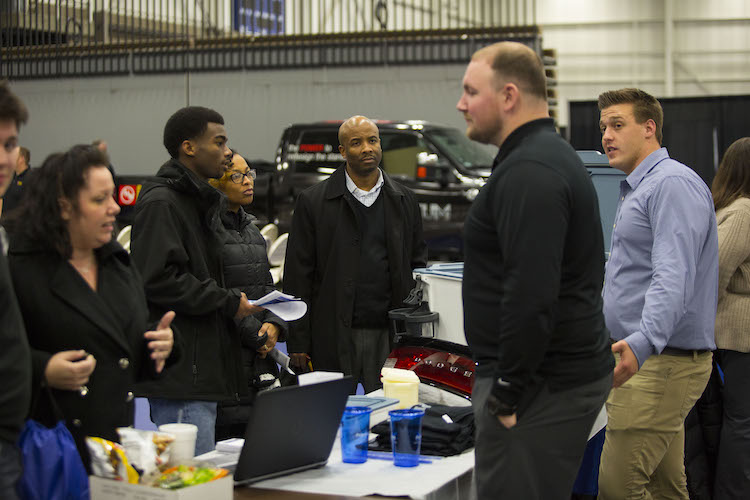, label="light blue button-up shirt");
[603,148,718,366]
